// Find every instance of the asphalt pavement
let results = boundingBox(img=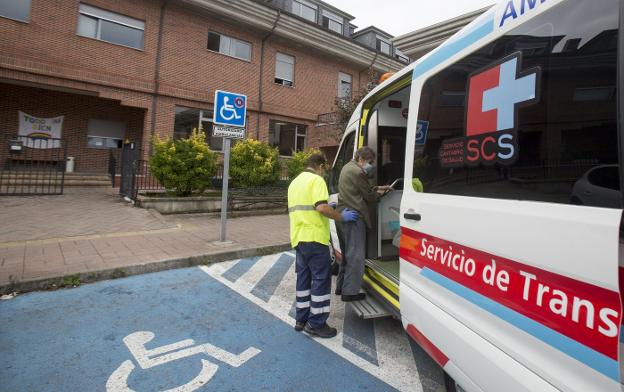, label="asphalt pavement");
[0,252,445,392]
